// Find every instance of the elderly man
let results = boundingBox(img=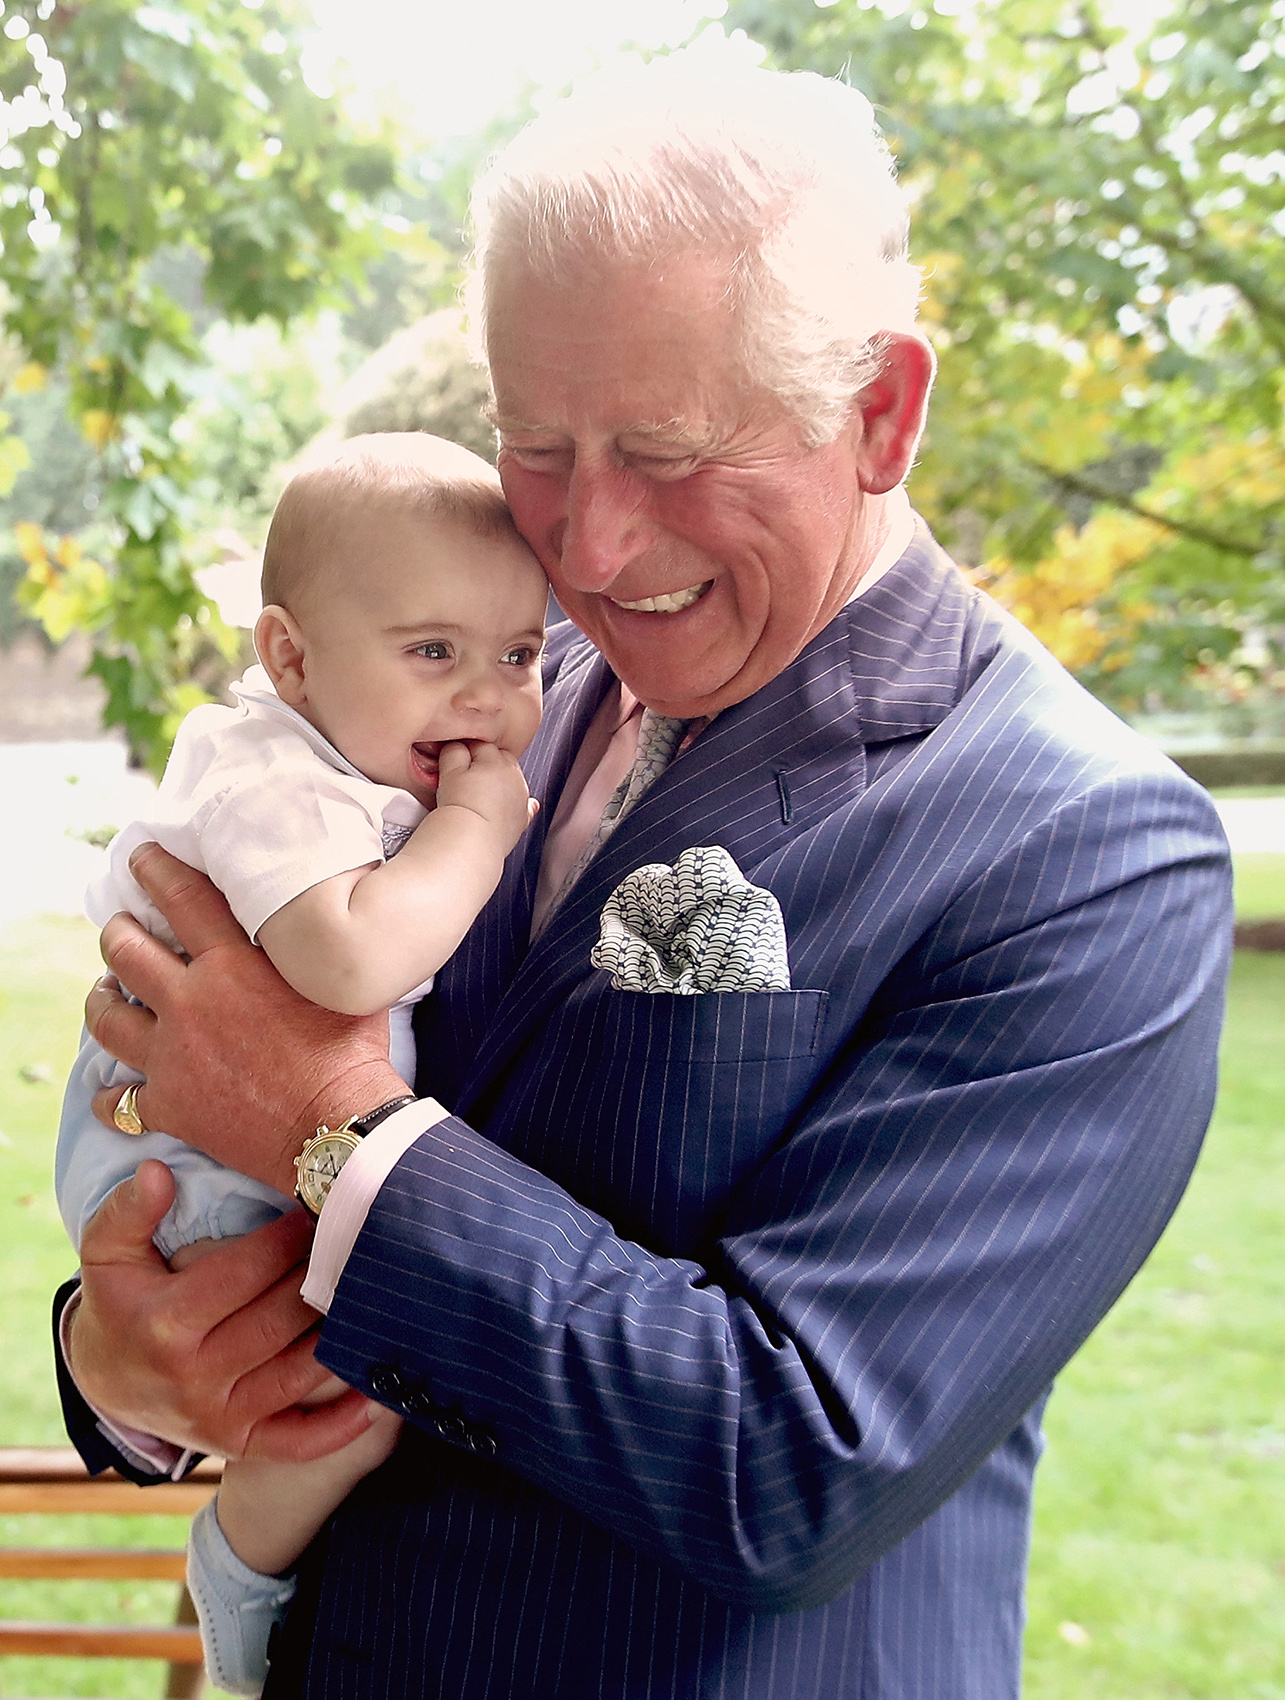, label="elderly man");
[58,62,1228,1700]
